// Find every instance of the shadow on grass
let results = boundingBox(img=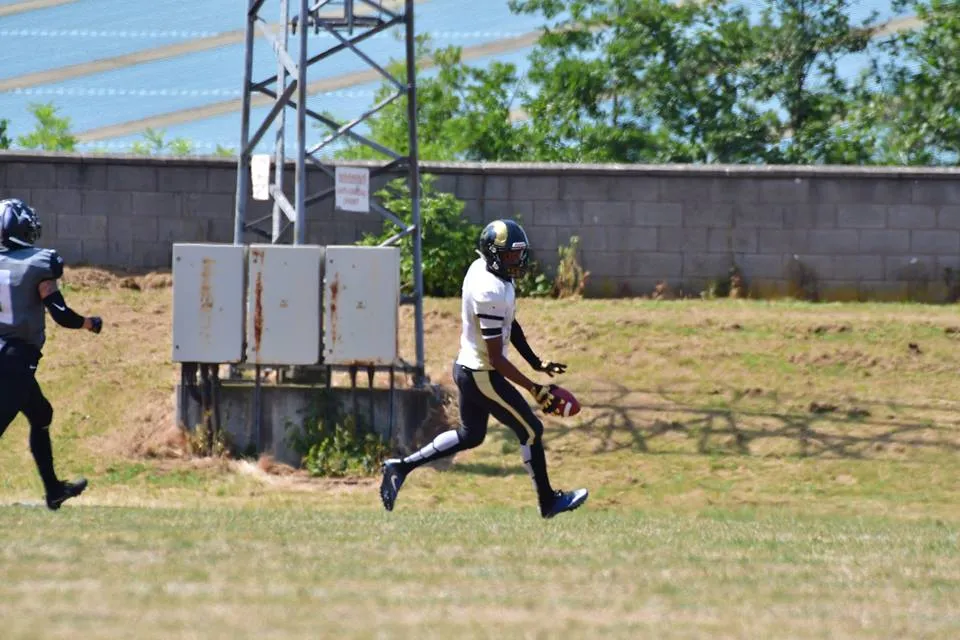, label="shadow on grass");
[541,383,960,460]
[447,462,525,477]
